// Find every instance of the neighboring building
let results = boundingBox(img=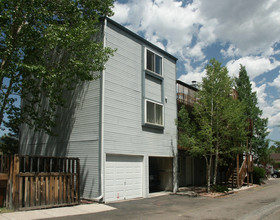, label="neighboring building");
[20,18,178,202]
[176,80,253,188]
[176,80,206,186]
[271,153,280,169]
